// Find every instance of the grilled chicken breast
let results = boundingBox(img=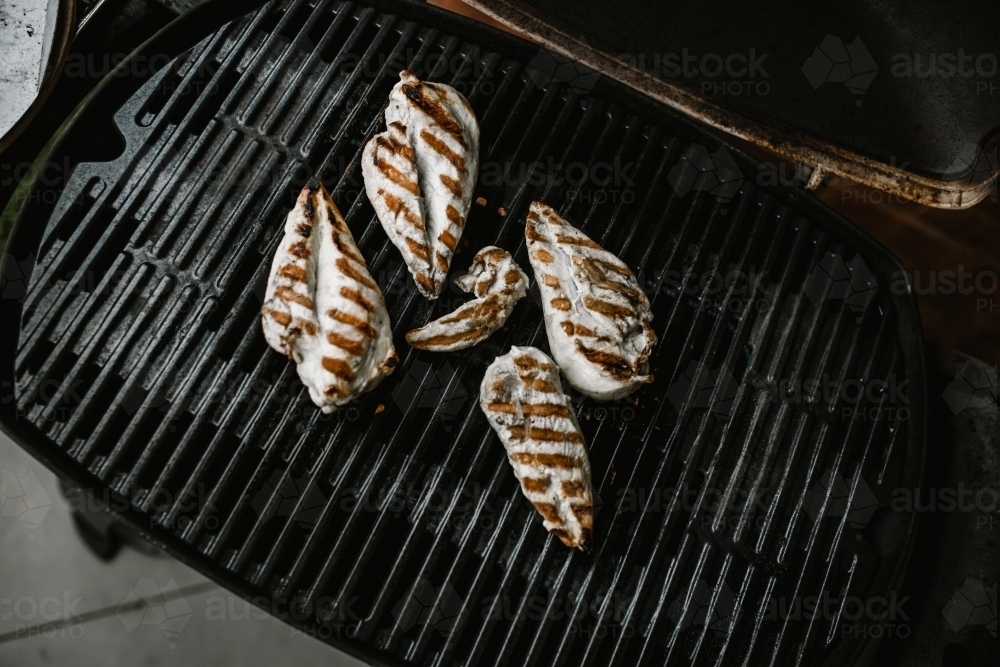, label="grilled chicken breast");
[362,70,480,299]
[481,347,594,550]
[261,181,398,413]
[526,201,657,400]
[405,246,528,351]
